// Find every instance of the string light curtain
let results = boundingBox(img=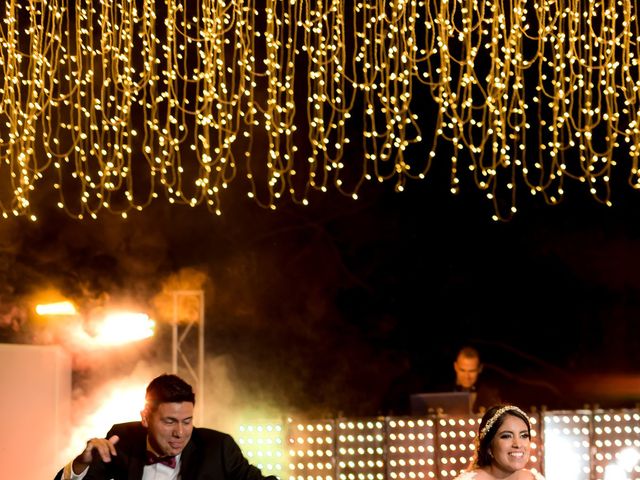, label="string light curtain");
[0,0,639,221]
